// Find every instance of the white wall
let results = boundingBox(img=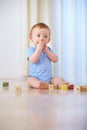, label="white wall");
[0,0,28,79]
